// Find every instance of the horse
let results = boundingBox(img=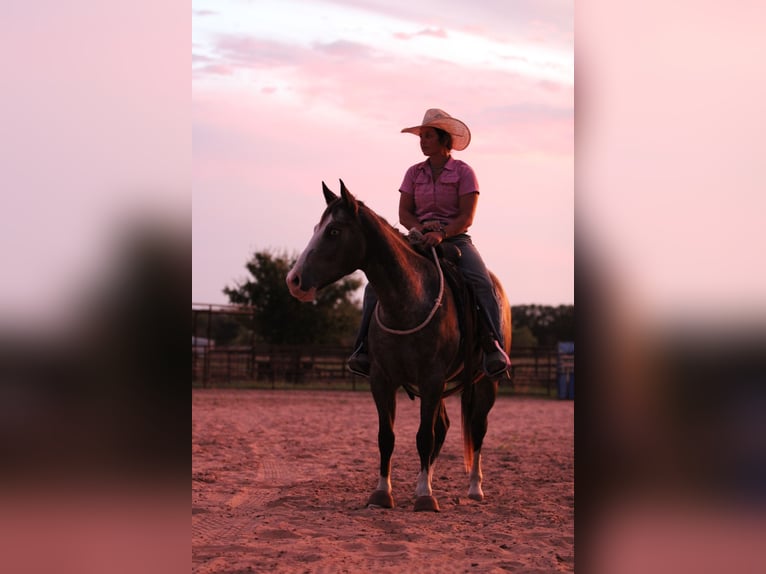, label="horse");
[286,180,511,512]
